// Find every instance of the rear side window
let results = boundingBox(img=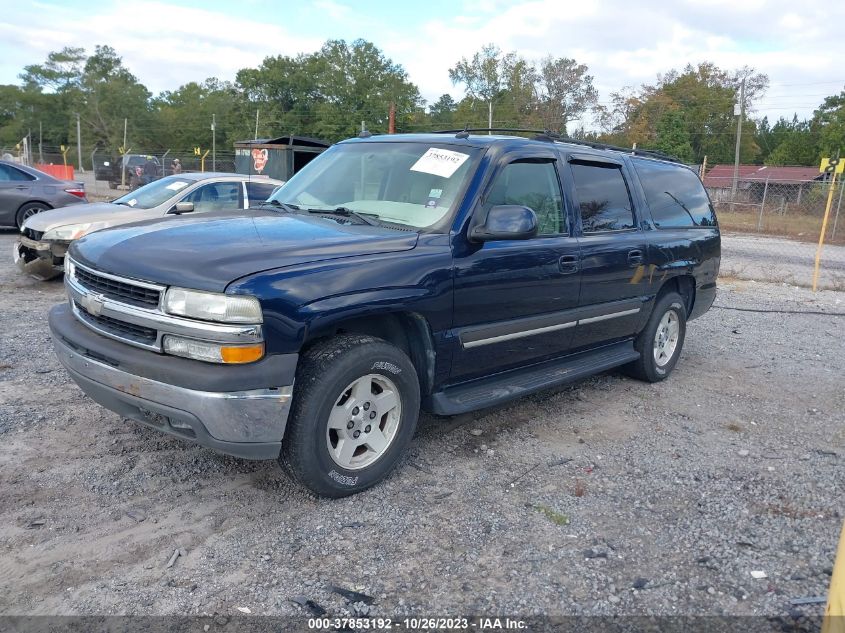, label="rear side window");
[634,160,717,228]
[182,181,244,212]
[0,164,35,182]
[246,181,278,204]
[570,161,635,232]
